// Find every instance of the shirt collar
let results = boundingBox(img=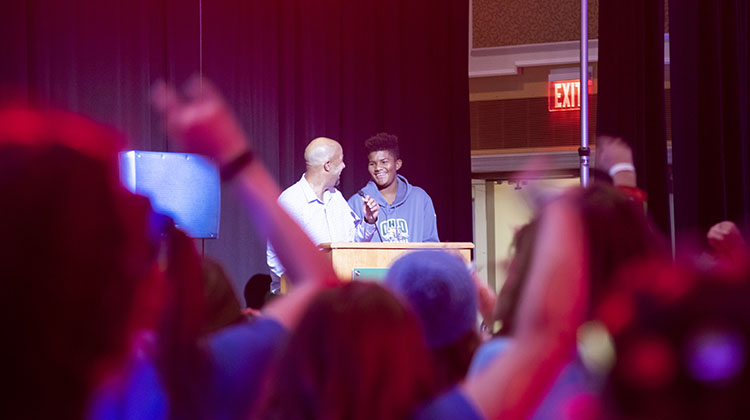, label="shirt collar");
[300,174,332,204]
